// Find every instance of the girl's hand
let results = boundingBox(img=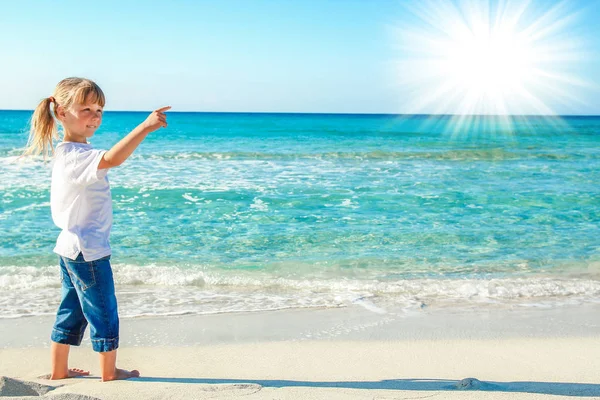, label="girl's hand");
[142,106,171,132]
